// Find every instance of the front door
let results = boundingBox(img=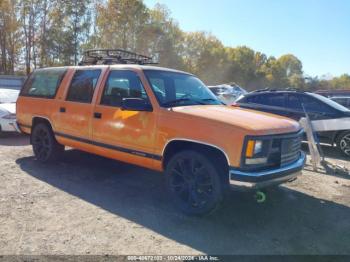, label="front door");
[91,69,157,168]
